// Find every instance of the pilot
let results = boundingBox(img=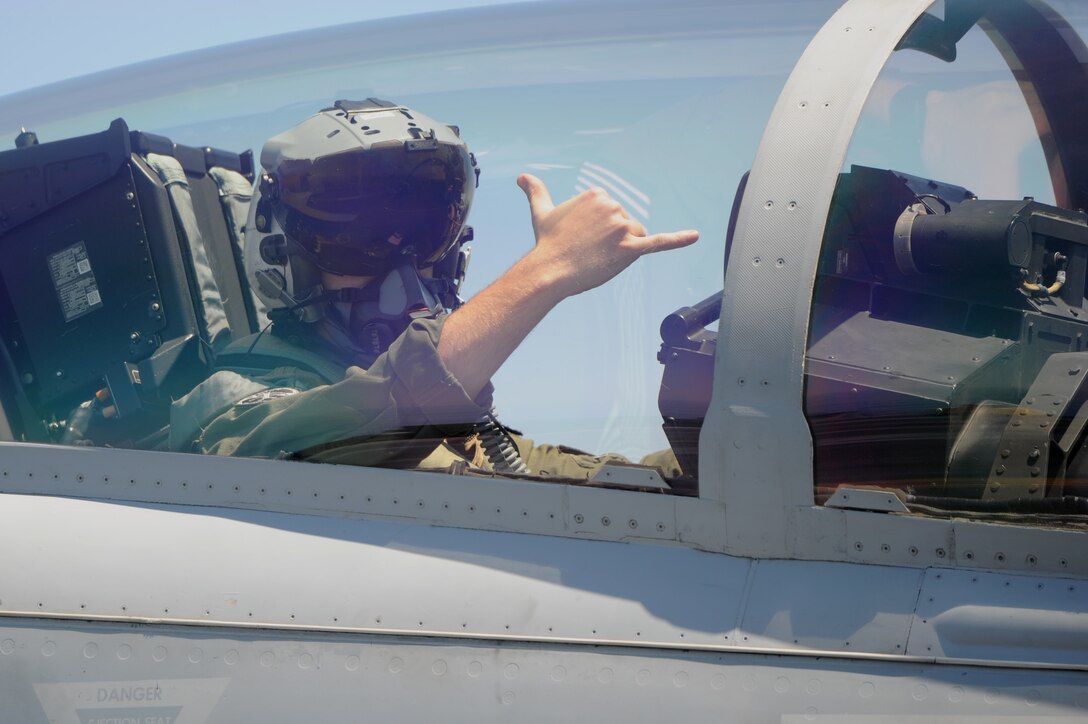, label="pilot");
[168,99,698,476]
